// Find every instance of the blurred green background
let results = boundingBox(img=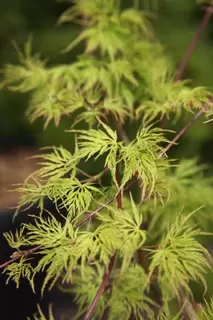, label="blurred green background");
[0,0,213,163]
